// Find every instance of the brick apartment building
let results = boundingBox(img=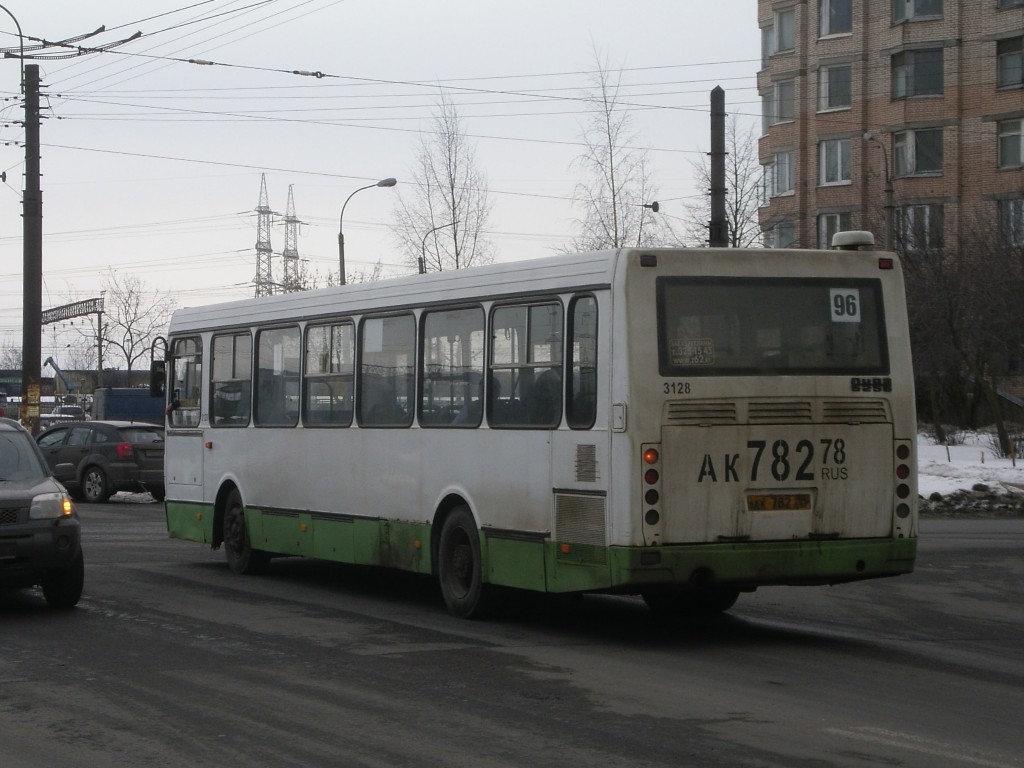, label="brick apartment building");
[757,0,1024,252]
